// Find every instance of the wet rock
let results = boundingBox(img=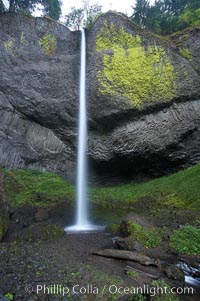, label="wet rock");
[6,223,64,242]
[35,208,49,222]
[115,236,143,251]
[0,295,9,301]
[164,265,185,286]
[120,213,153,237]
[0,172,9,241]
